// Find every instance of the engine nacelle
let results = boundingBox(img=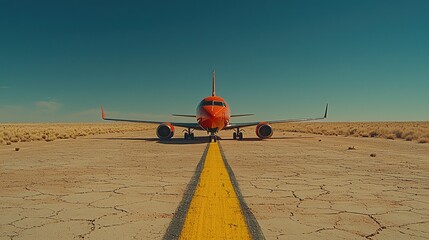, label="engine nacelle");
[156,123,174,140]
[256,122,273,139]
